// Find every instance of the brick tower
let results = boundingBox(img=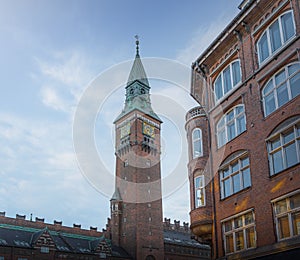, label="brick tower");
[110,38,164,260]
